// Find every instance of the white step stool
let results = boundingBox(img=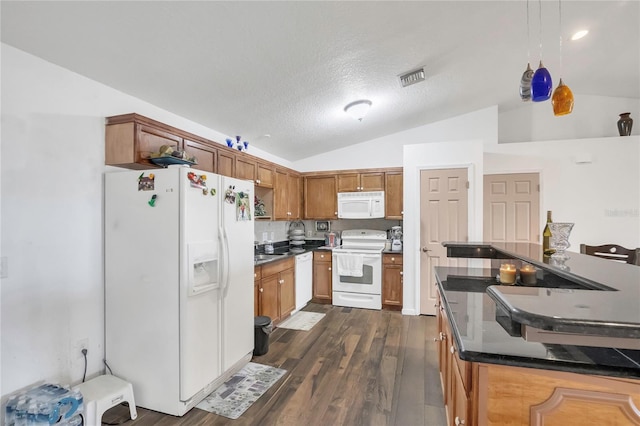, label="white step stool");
[73,375,137,426]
